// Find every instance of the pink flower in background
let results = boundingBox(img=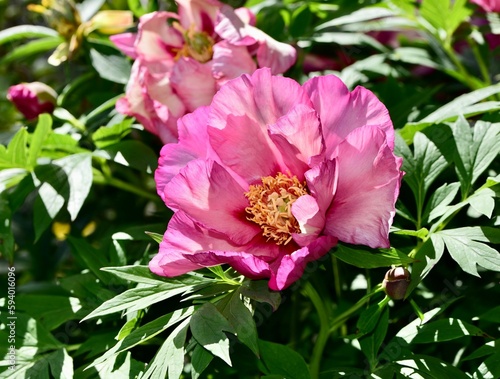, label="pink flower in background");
[111,0,296,143]
[150,68,403,290]
[7,82,57,120]
[471,0,500,12]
